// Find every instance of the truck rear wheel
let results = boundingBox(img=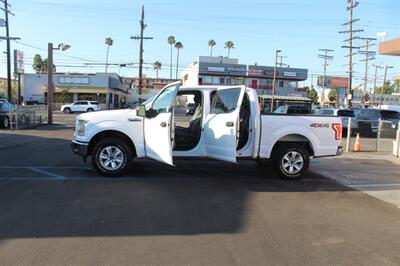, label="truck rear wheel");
[92,137,133,177]
[272,144,309,180]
